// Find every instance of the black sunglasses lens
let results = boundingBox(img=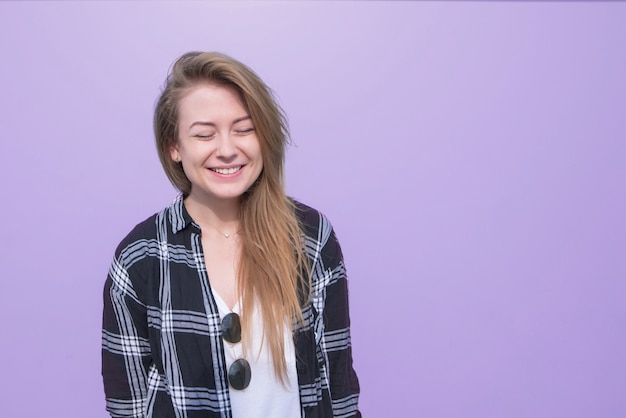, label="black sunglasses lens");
[221,313,241,343]
[228,358,251,390]
[221,313,250,390]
